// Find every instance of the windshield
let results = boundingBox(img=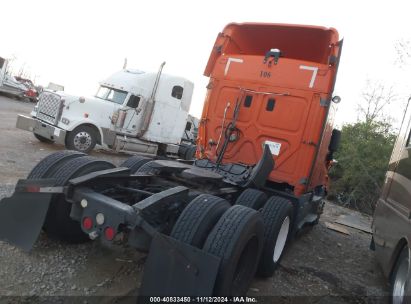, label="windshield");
[96,86,128,104]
